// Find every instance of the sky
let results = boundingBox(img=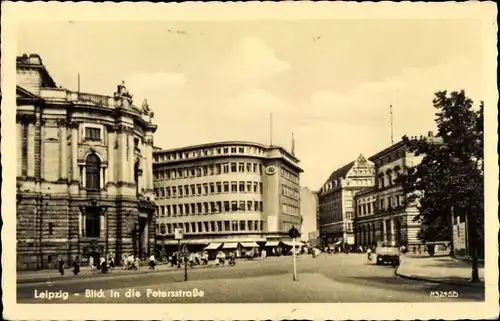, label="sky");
[17,19,483,190]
